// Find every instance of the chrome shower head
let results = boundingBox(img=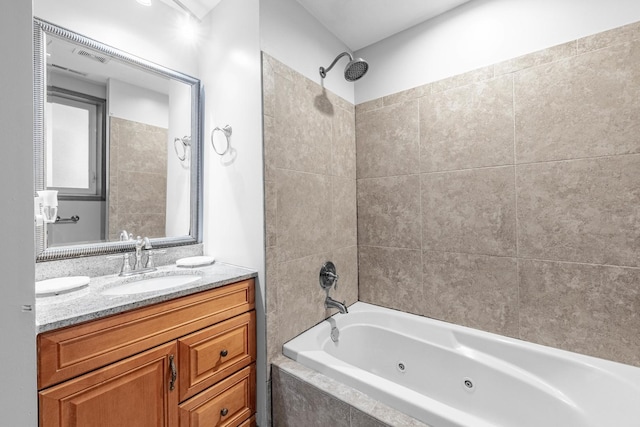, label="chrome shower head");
[319,52,369,82]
